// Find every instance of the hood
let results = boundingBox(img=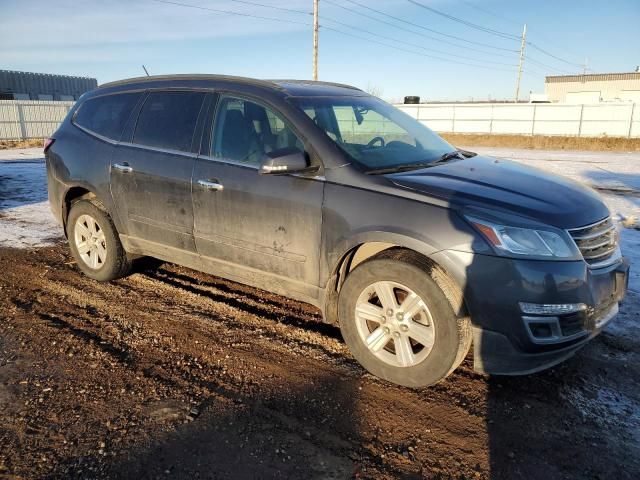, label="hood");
[388,155,609,228]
